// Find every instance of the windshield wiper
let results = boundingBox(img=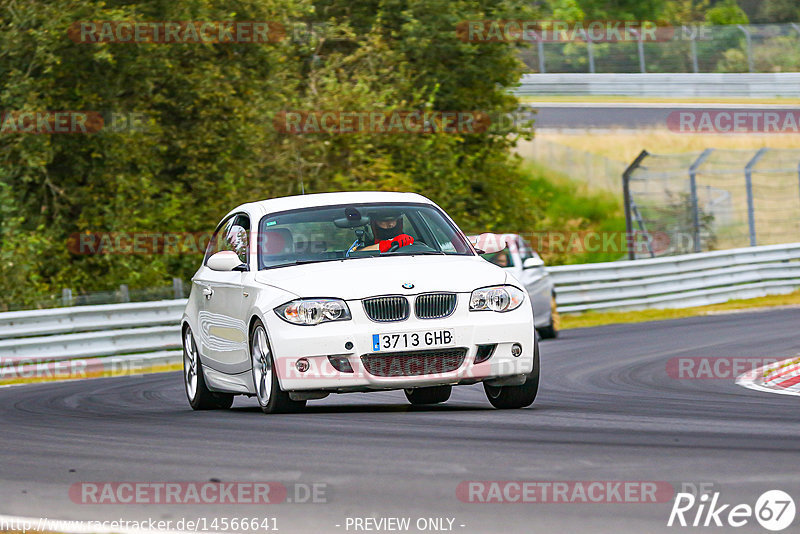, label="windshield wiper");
[391,251,447,256]
[263,258,342,269]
